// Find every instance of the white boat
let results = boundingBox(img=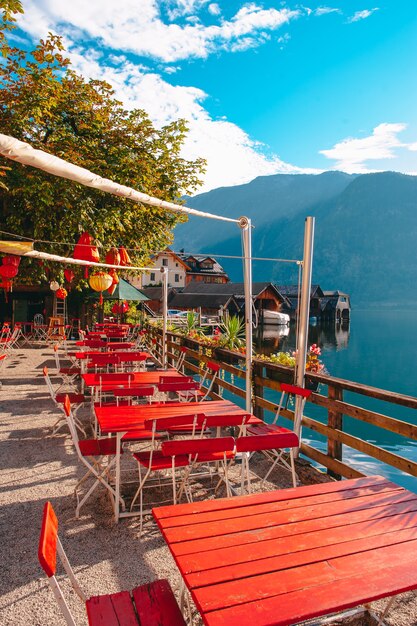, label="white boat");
[262,310,290,325]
